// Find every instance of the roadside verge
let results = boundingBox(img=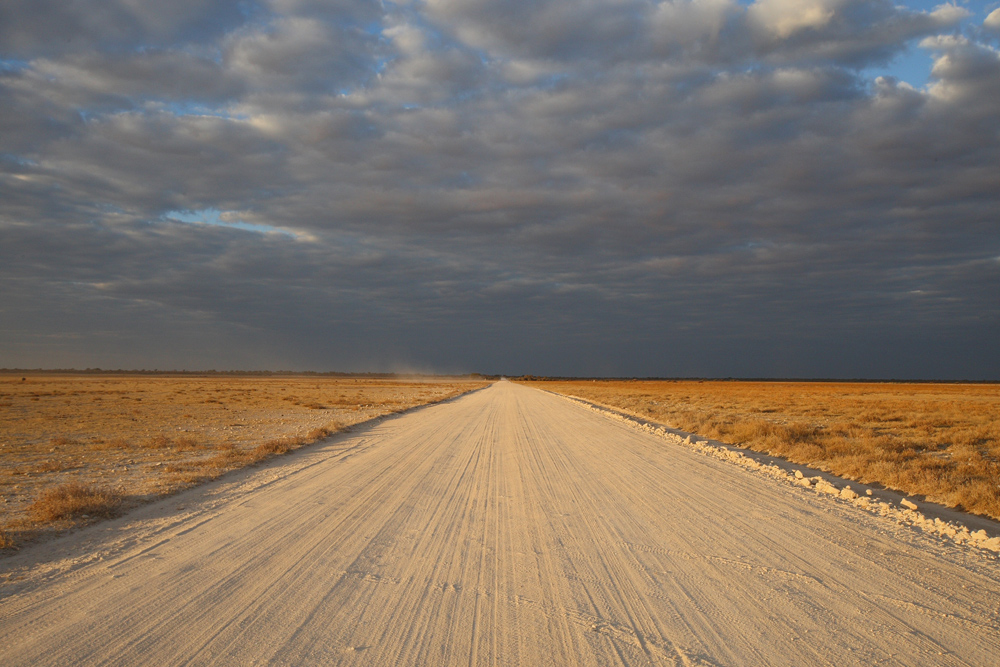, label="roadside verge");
[542,388,1000,554]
